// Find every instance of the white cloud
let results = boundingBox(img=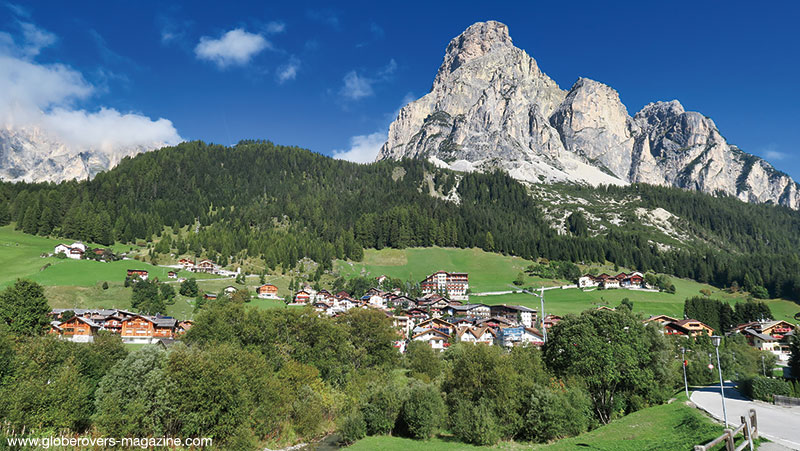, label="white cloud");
[276,56,300,84]
[0,25,181,153]
[759,144,787,161]
[265,21,286,34]
[378,58,397,78]
[194,28,269,68]
[332,131,386,164]
[331,93,416,164]
[338,59,398,102]
[19,22,56,57]
[339,71,374,100]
